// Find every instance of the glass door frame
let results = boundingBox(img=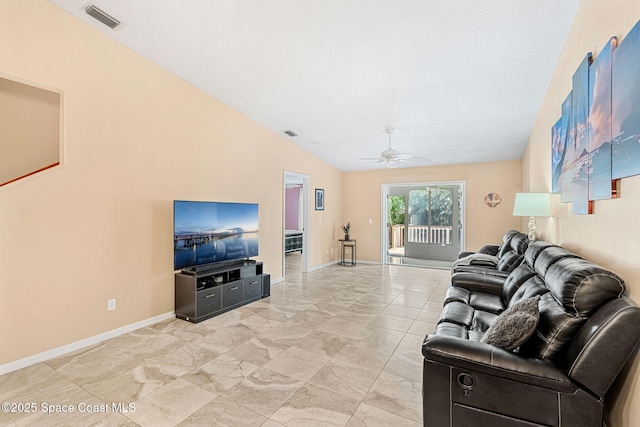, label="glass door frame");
[381,181,466,265]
